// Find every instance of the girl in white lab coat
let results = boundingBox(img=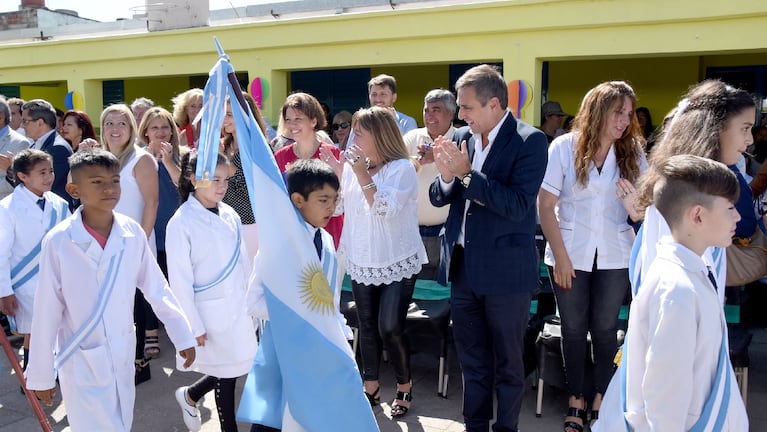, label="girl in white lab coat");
[0,149,69,372]
[166,151,258,432]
